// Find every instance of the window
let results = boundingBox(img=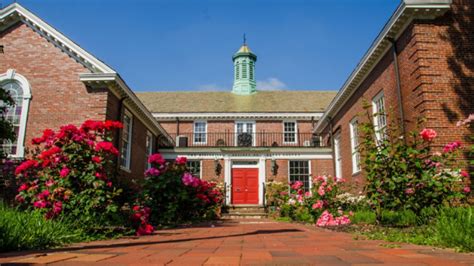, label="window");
[0,70,31,158]
[334,132,342,179]
[289,160,311,191]
[145,131,154,169]
[193,121,207,144]
[235,64,239,79]
[120,109,133,170]
[283,121,297,143]
[235,121,255,146]
[350,119,361,174]
[372,91,387,141]
[186,160,202,178]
